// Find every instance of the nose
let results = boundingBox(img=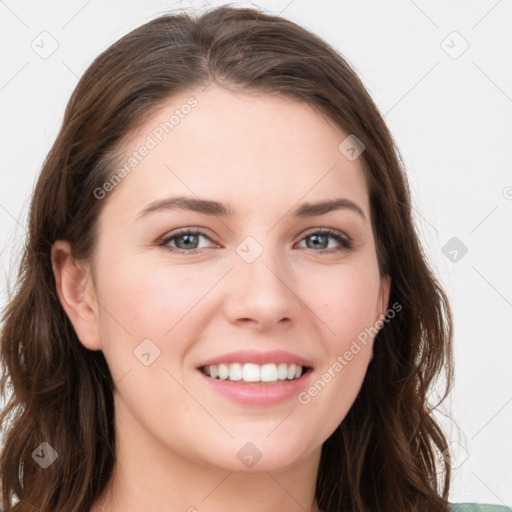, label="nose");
[222,243,301,332]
